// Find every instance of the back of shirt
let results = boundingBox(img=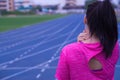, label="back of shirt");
[55,42,119,80]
